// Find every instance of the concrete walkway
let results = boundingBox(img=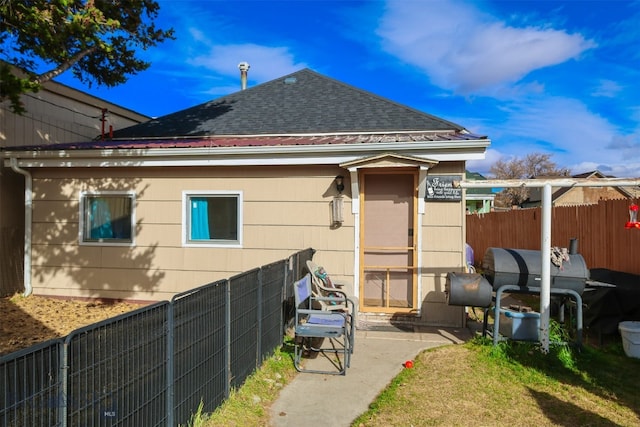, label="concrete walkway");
[270,326,473,427]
